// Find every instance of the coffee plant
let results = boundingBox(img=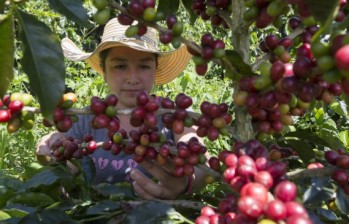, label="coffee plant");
[1,0,349,223]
